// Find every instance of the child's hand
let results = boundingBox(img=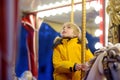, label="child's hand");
[75,63,90,71]
[81,63,90,71]
[75,64,82,71]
